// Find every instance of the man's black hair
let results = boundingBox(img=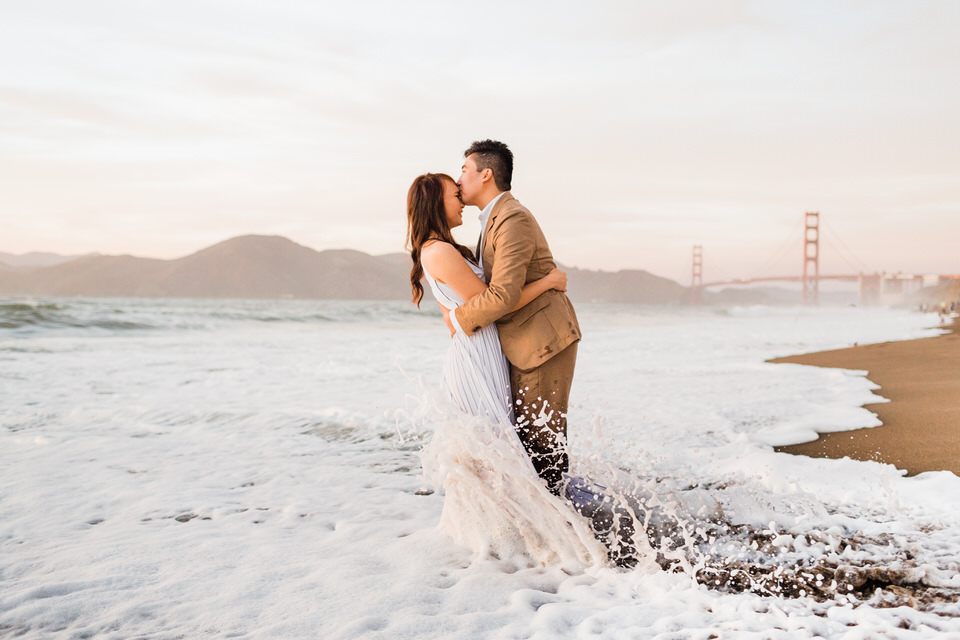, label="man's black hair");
[464,139,513,192]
